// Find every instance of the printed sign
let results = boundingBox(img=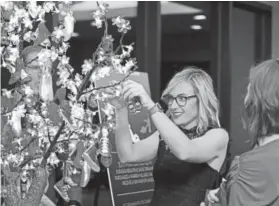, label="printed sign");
[95,71,156,206]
